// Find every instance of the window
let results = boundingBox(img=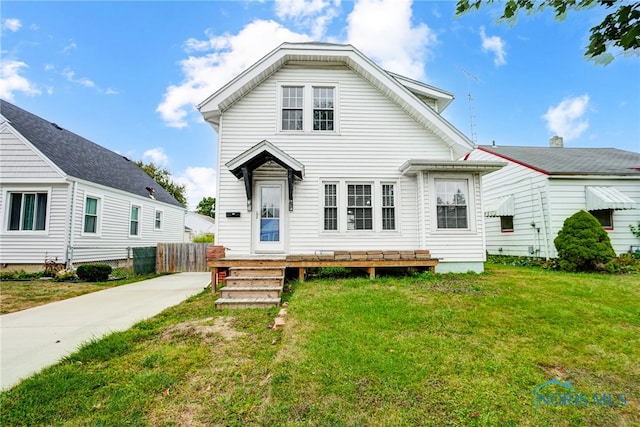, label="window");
[282,86,304,131]
[130,205,140,236]
[313,87,334,131]
[154,210,163,230]
[347,184,372,230]
[83,197,99,233]
[382,184,395,230]
[324,184,338,230]
[8,192,47,231]
[436,180,468,229]
[500,216,514,232]
[589,209,613,229]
